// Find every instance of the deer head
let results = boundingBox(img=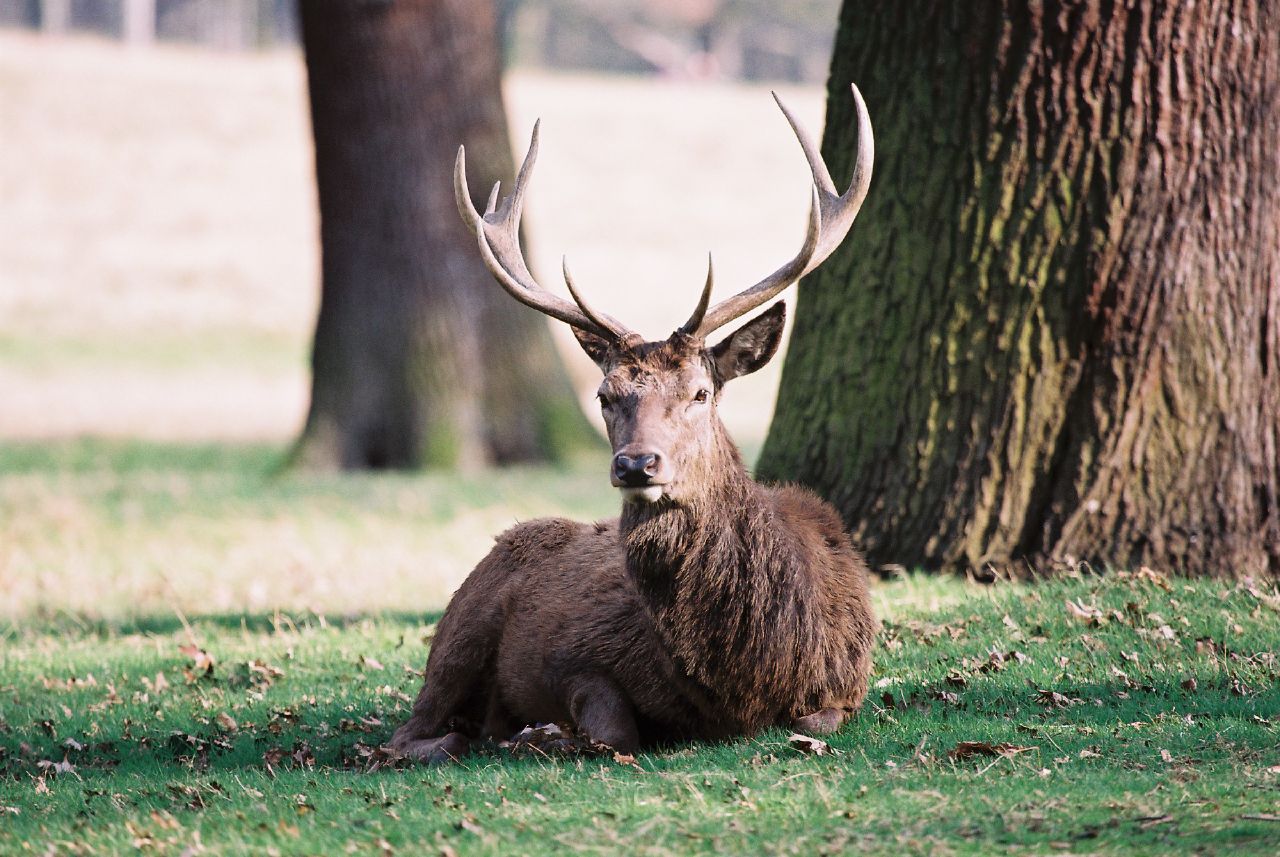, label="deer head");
[454,85,873,504]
